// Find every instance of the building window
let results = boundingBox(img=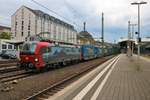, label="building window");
[2,44,7,49]
[15,21,17,27]
[35,19,37,34]
[22,8,24,19]
[22,21,24,25]
[15,22,17,36]
[28,25,30,30]
[22,25,24,30]
[21,21,24,37]
[53,24,56,39]
[15,32,17,37]
[28,31,30,36]
[28,23,30,37]
[21,32,24,36]
[22,21,24,29]
[28,19,31,29]
[8,45,12,49]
